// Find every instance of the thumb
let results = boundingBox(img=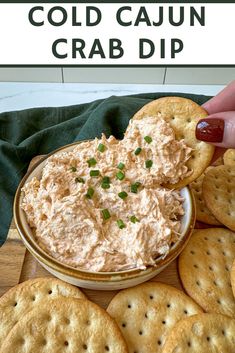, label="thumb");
[196,111,235,148]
